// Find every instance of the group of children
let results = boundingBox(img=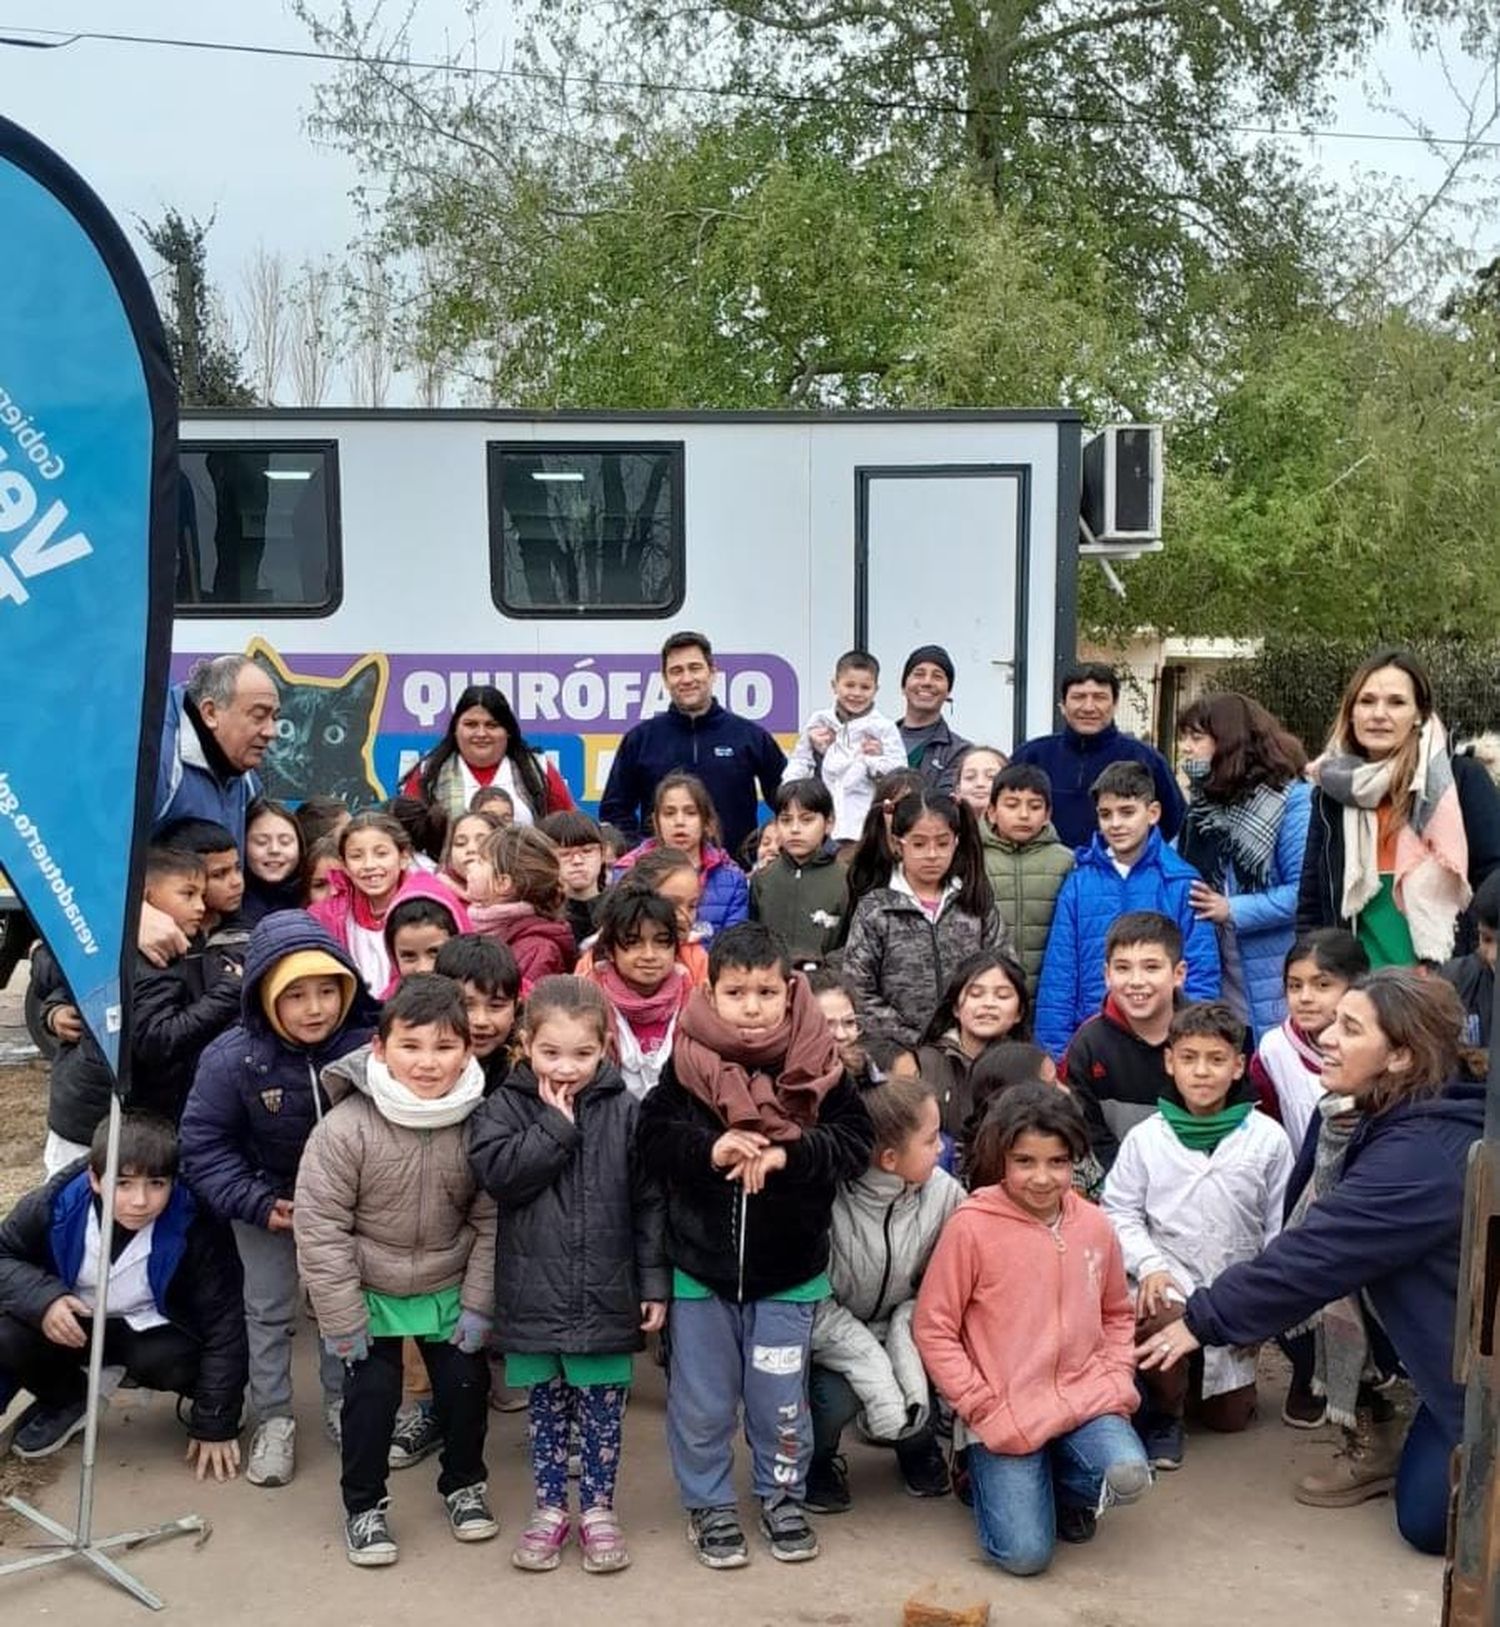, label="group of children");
[4,647,1494,1580]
